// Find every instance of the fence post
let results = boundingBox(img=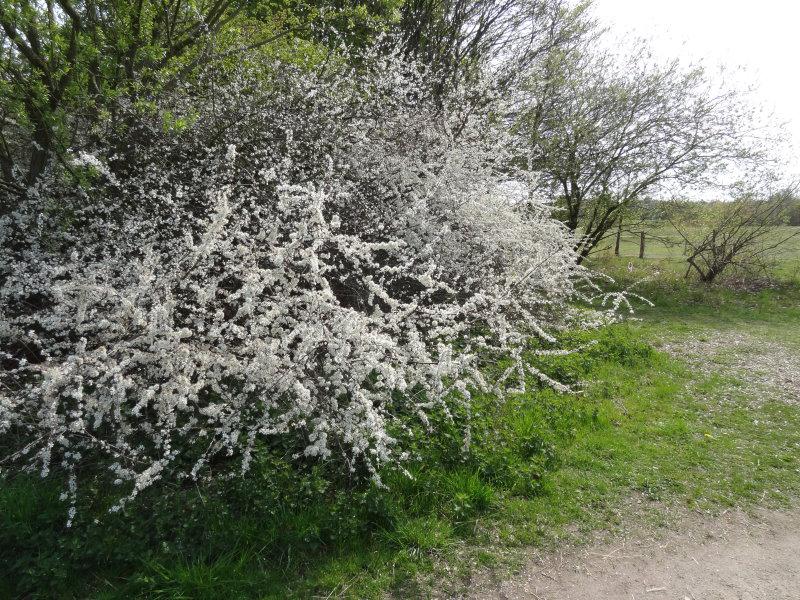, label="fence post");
[639,231,645,259]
